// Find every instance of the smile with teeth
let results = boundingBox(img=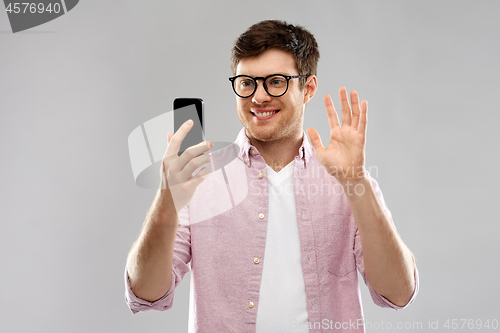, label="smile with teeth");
[252,110,279,117]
